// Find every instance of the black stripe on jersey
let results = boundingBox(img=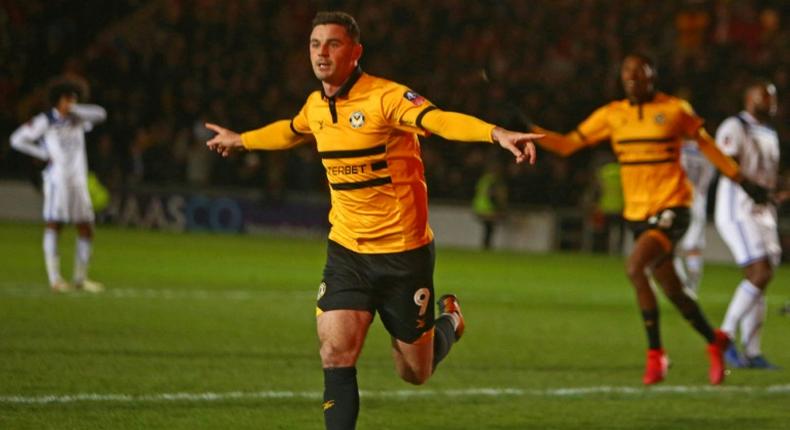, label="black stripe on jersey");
[330,176,392,190]
[415,106,438,130]
[620,157,676,166]
[328,98,338,123]
[617,137,674,144]
[319,145,386,159]
[289,120,303,136]
[371,160,388,171]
